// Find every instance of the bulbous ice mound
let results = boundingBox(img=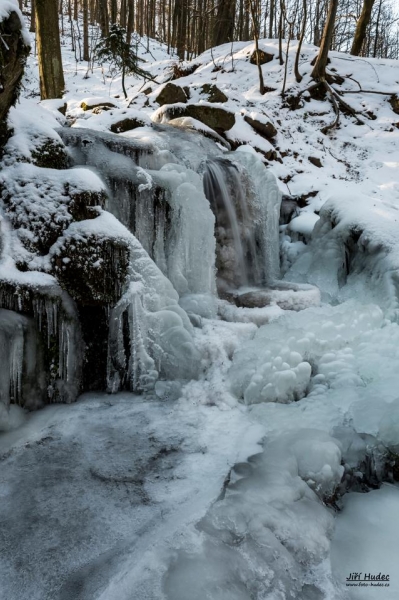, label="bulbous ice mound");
[229,300,384,404]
